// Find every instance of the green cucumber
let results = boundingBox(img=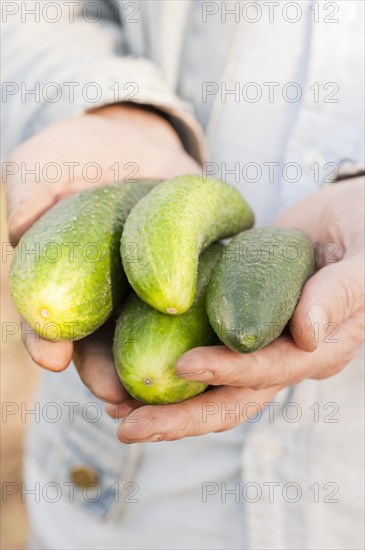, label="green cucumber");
[113,243,224,404]
[121,175,254,315]
[206,227,314,353]
[10,181,158,341]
